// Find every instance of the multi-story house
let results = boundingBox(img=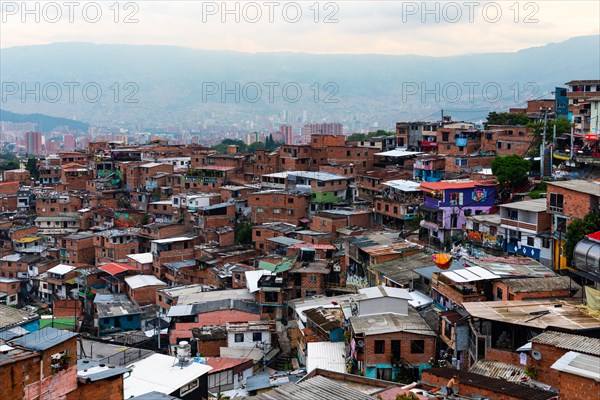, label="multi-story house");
[500,198,552,266]
[373,180,422,229]
[248,190,310,225]
[59,232,95,266]
[464,214,503,254]
[355,168,411,202]
[546,180,600,271]
[93,228,140,265]
[348,286,436,381]
[419,180,496,247]
[396,121,441,151]
[43,264,77,301]
[151,235,198,279]
[413,154,445,182]
[260,171,348,213]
